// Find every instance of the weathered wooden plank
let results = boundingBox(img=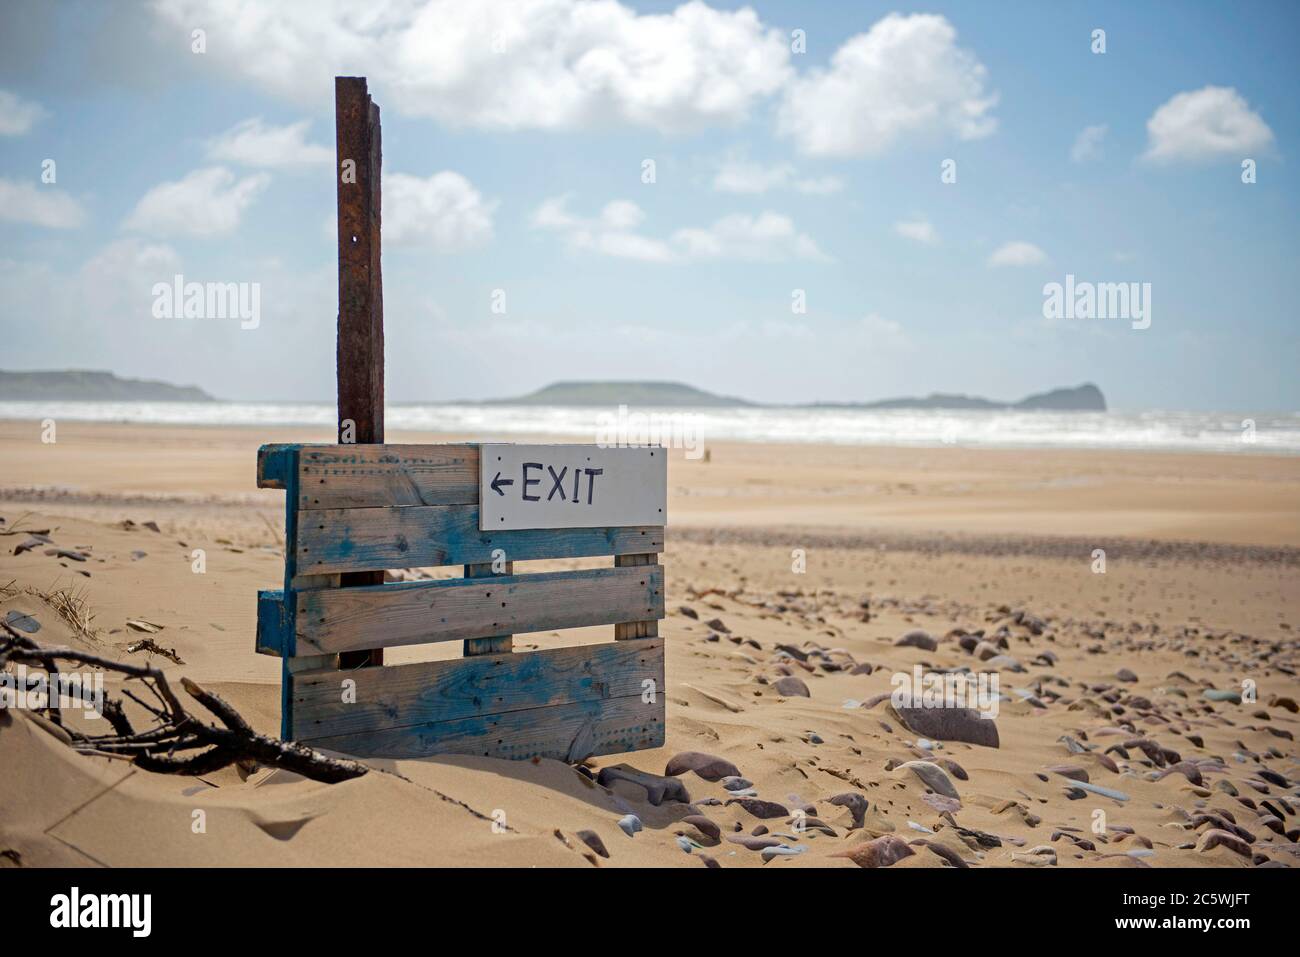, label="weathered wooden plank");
[299,691,665,760]
[293,565,664,655]
[257,444,299,490]
[293,503,663,580]
[256,589,289,656]
[463,560,512,656]
[336,76,386,671]
[614,553,661,640]
[296,443,479,510]
[291,638,662,740]
[336,76,384,447]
